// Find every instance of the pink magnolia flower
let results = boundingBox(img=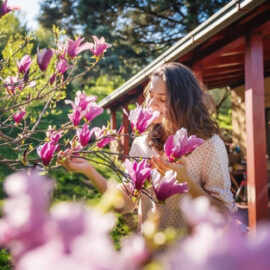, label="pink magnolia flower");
[92,126,116,148]
[124,159,152,192]
[49,203,87,253]
[56,59,72,75]
[67,107,83,127]
[55,42,67,59]
[46,129,62,144]
[37,48,53,71]
[17,55,32,74]
[180,196,225,227]
[164,128,204,161]
[65,91,97,114]
[151,169,188,202]
[162,199,270,270]
[4,76,23,95]
[124,103,160,135]
[76,124,94,147]
[89,35,112,57]
[84,102,104,123]
[119,235,149,270]
[0,0,20,18]
[37,141,59,166]
[13,108,26,124]
[49,74,56,85]
[66,36,92,58]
